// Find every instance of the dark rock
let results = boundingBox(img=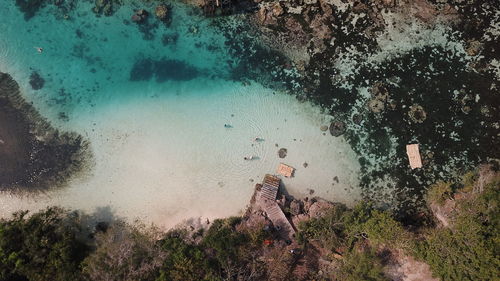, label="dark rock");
[95,221,109,233]
[93,0,117,16]
[290,200,303,216]
[29,71,45,90]
[278,148,287,158]
[131,9,149,24]
[352,114,363,124]
[329,121,345,137]
[131,14,141,23]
